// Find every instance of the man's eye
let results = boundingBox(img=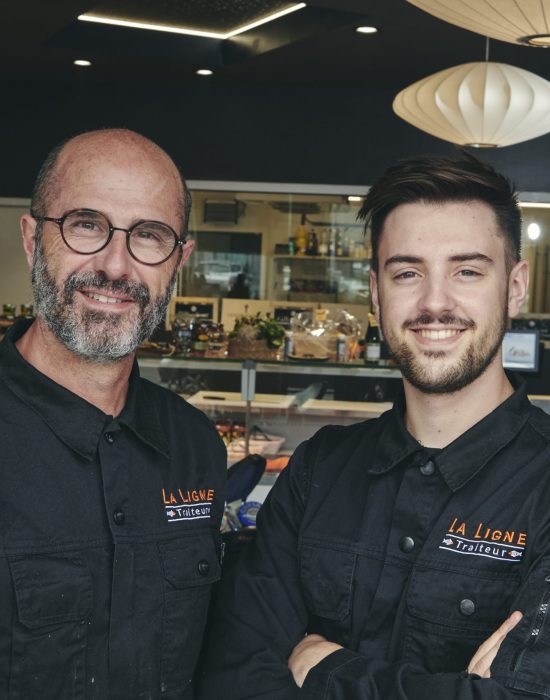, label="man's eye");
[77,220,98,230]
[394,270,418,280]
[135,228,160,242]
[458,269,481,277]
[70,219,101,232]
